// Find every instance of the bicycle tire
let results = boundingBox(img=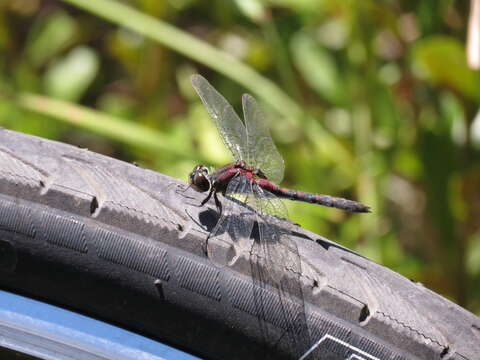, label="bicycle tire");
[0,128,478,360]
